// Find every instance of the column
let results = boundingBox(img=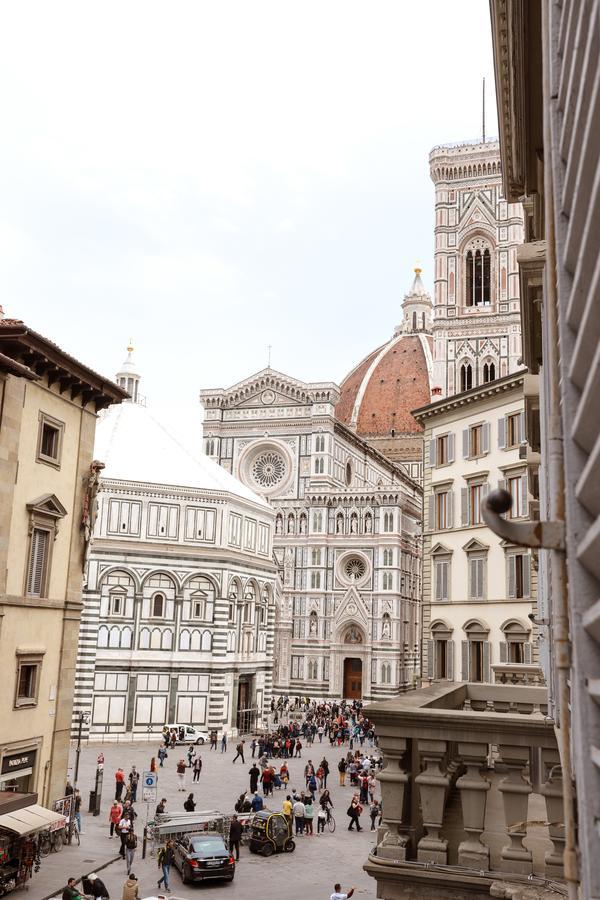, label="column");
[456,741,491,868]
[415,739,449,863]
[540,749,565,879]
[498,744,533,874]
[376,739,409,860]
